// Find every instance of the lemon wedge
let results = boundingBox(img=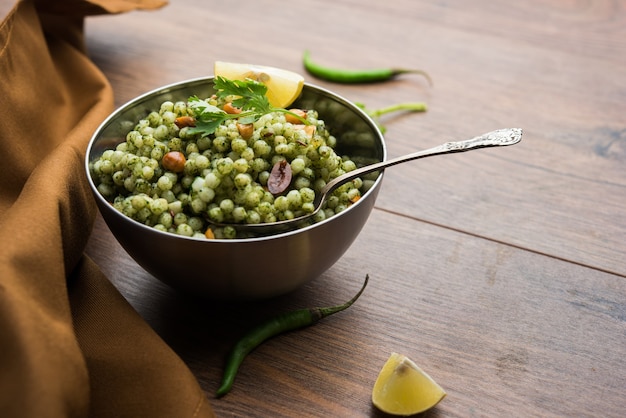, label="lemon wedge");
[372,353,446,416]
[214,61,304,108]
